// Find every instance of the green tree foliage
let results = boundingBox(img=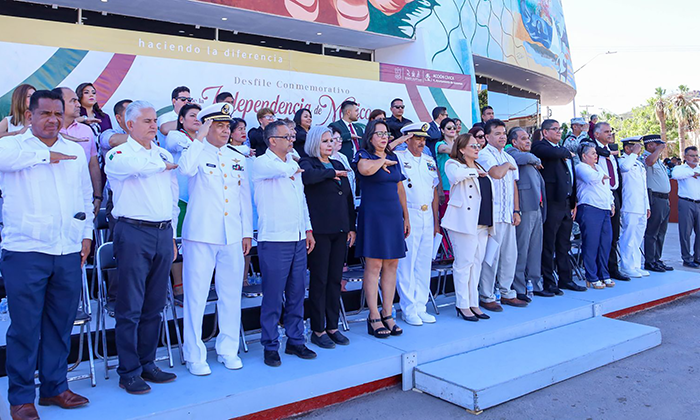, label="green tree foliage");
[478,89,488,112]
